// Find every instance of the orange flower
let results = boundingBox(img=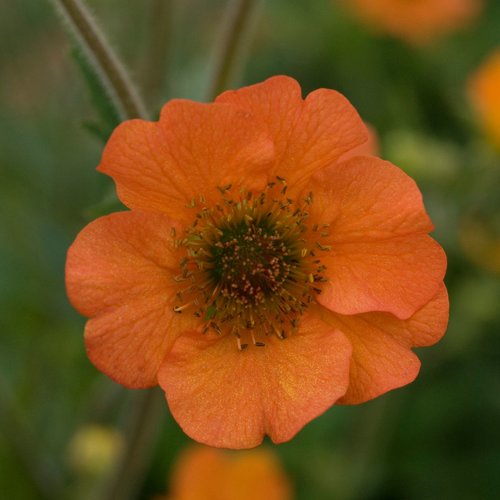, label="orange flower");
[469,49,500,149]
[66,76,448,449]
[340,0,482,46]
[158,446,291,500]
